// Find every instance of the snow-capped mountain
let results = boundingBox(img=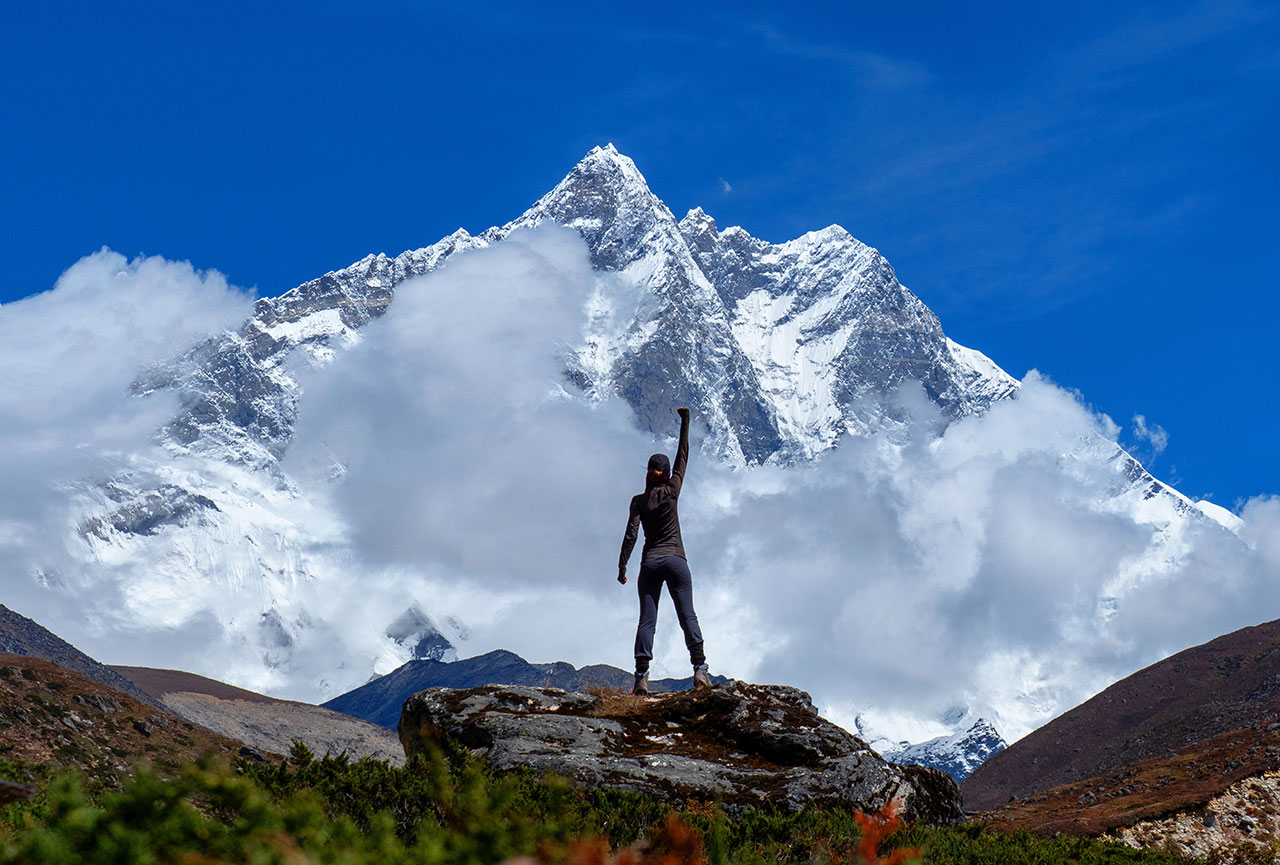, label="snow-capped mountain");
[882,718,1007,784]
[27,144,1243,769]
[76,146,1027,684]
[132,144,1016,475]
